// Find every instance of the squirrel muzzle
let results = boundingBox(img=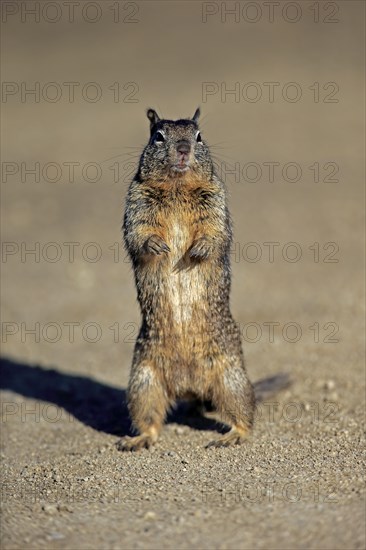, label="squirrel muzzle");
[175,139,191,171]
